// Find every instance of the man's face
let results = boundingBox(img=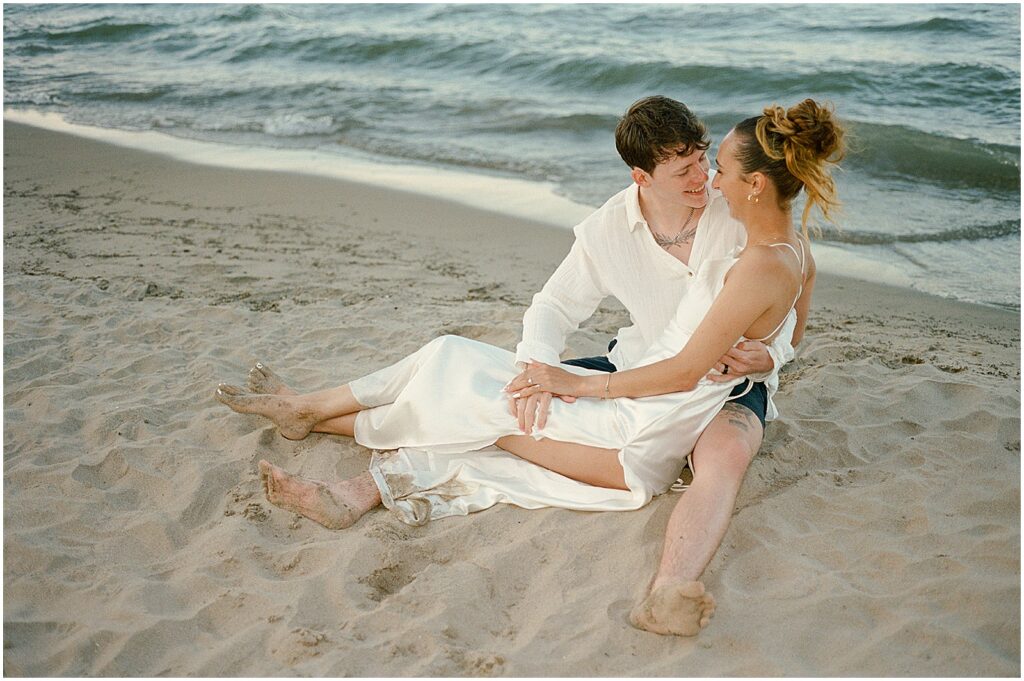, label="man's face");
[640,146,711,210]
